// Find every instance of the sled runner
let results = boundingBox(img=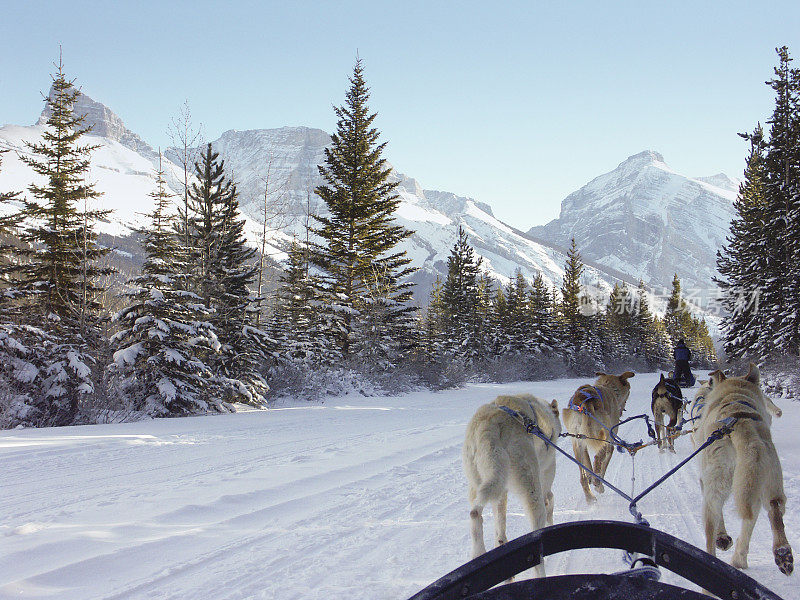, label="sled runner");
[408,520,786,600]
